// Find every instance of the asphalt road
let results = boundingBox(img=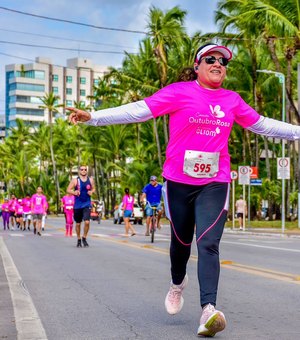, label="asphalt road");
[1,217,300,339]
